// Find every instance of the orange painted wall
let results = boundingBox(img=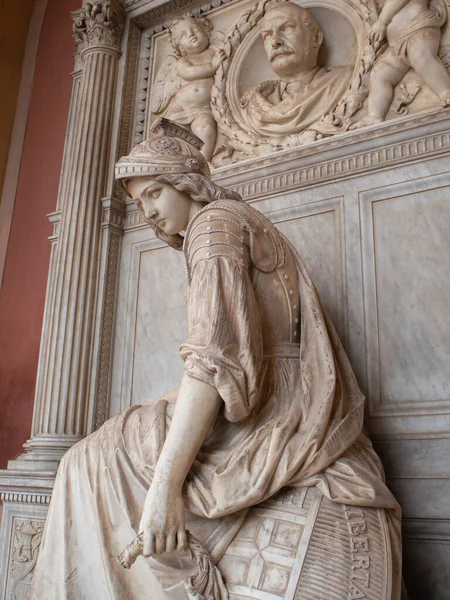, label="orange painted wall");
[0,0,35,202]
[0,0,78,468]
